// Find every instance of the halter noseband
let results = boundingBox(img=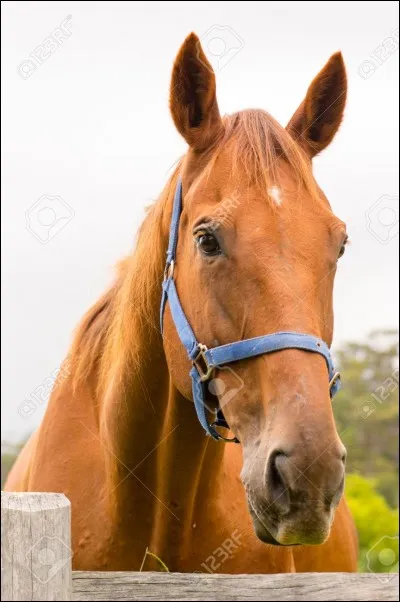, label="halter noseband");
[160,179,341,443]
